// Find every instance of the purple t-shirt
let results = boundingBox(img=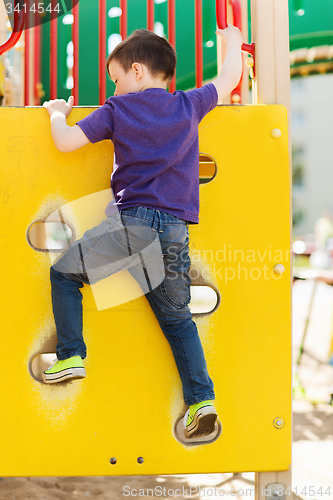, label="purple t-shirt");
[77,83,218,223]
